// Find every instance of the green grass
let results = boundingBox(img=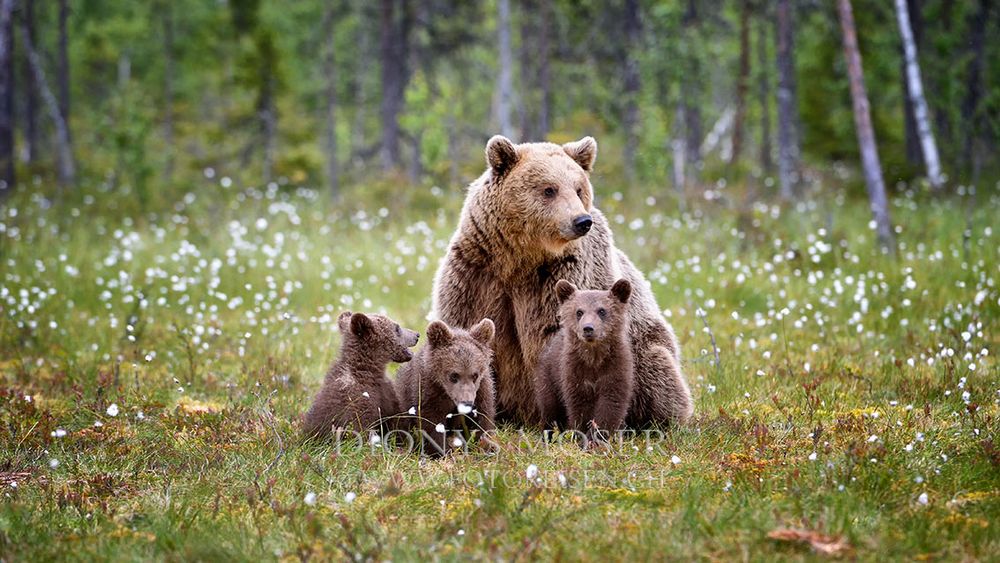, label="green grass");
[1,172,998,560]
